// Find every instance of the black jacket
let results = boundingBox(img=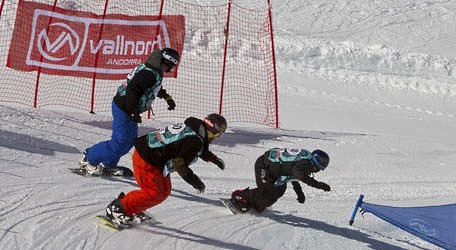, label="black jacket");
[257,151,321,188]
[134,117,216,173]
[113,70,162,116]
[113,49,166,119]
